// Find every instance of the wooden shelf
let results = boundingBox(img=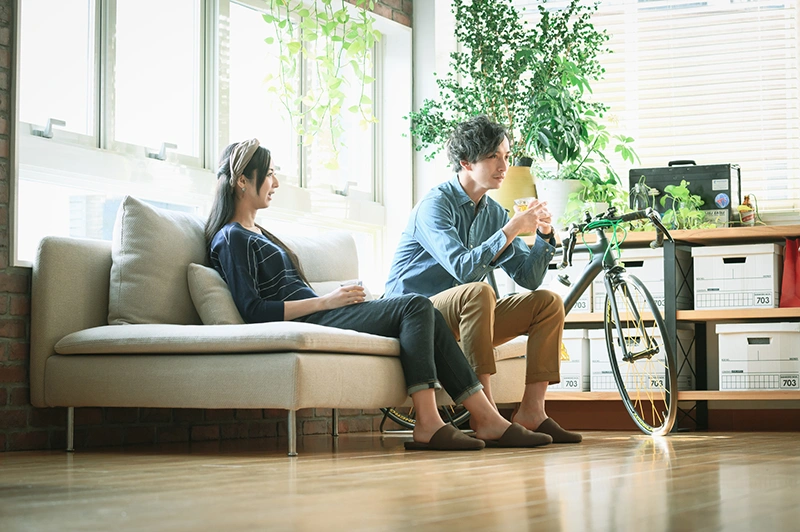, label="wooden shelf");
[565,311,664,323]
[565,313,604,323]
[671,224,800,245]
[566,305,800,323]
[523,224,800,247]
[546,391,800,401]
[678,391,800,401]
[546,391,621,400]
[677,308,800,321]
